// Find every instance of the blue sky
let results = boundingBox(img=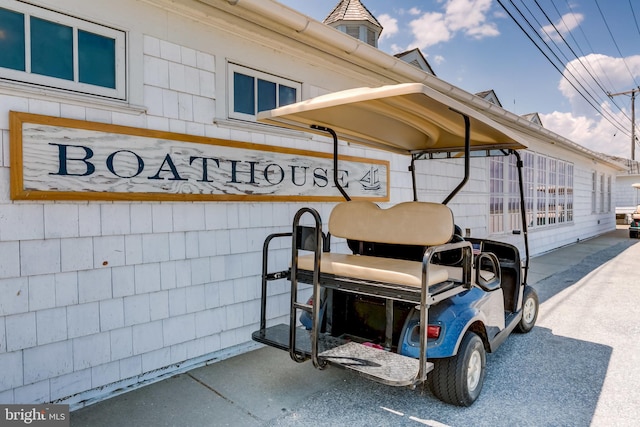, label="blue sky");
[277,0,640,158]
